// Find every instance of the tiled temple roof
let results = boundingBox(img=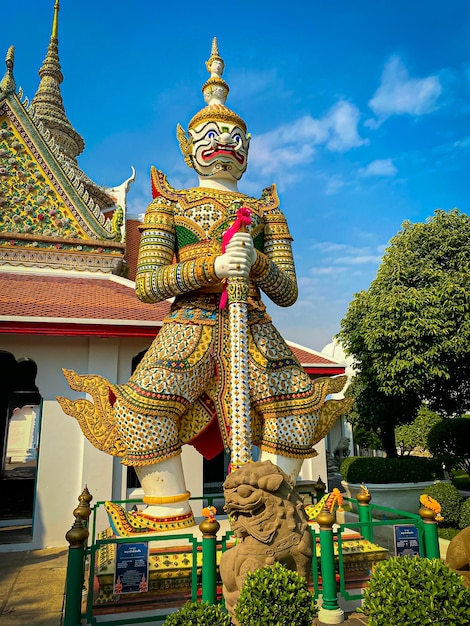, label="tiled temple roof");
[0,270,169,337]
[0,269,346,373]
